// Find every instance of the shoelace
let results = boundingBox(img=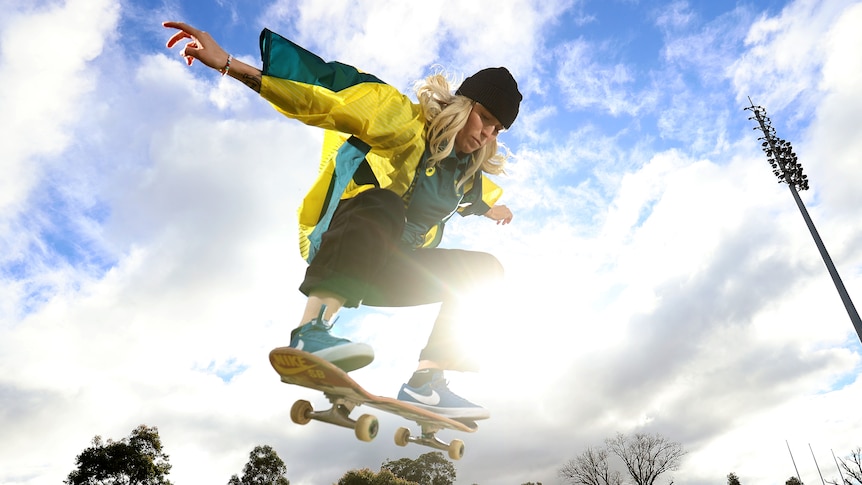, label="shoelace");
[428,375,451,391]
[310,304,339,331]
